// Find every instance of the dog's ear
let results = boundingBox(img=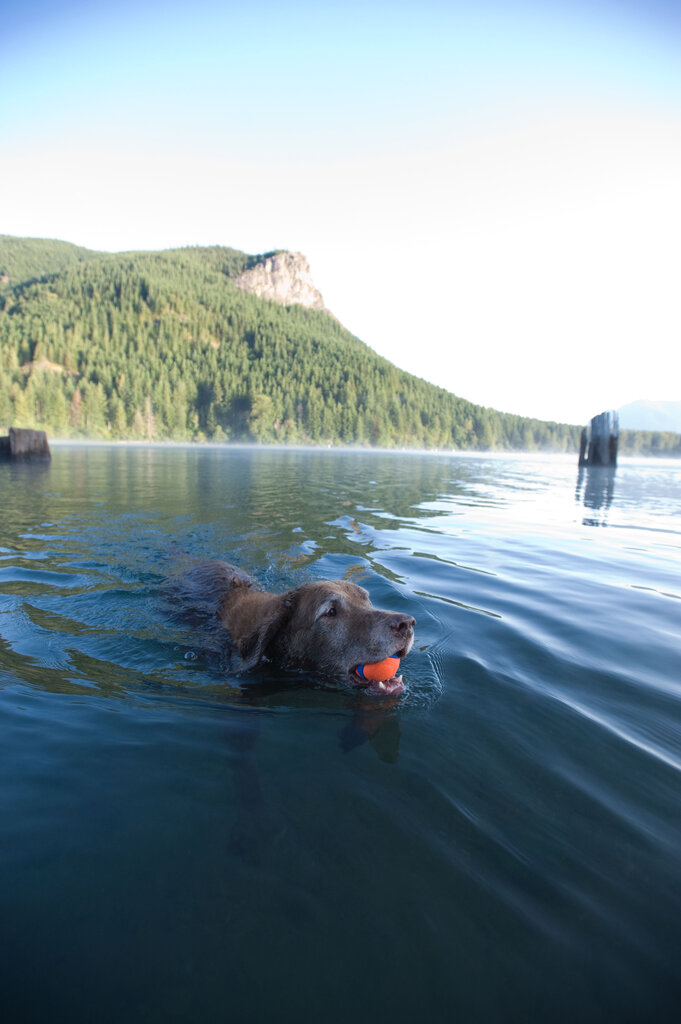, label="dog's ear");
[234,593,294,672]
